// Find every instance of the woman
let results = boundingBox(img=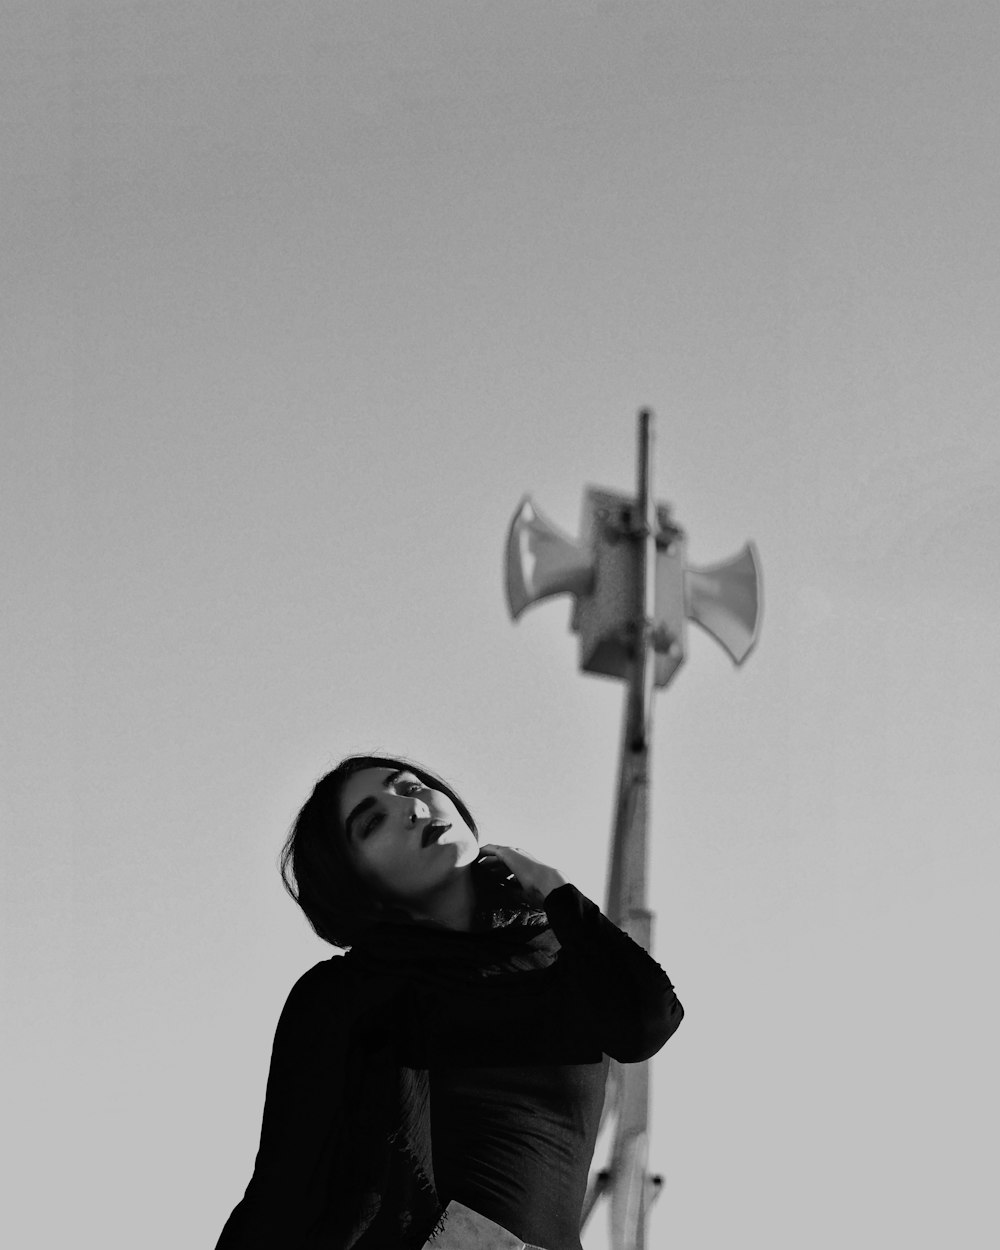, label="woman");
[215,754,684,1250]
